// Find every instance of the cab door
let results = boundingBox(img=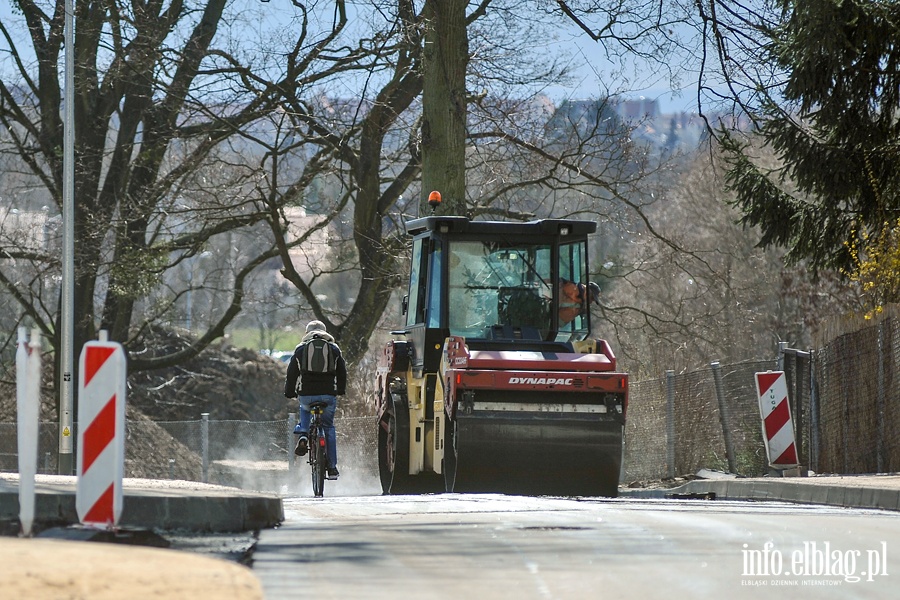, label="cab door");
[404,235,445,376]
